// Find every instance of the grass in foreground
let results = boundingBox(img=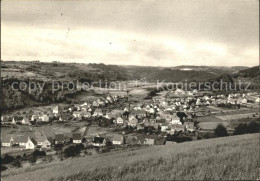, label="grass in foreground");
[56,134,259,181]
[2,134,258,181]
